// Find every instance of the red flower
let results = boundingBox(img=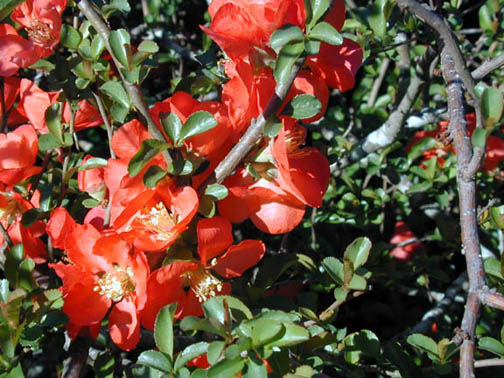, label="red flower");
[389,221,422,260]
[0,24,39,76]
[63,100,104,131]
[49,219,149,351]
[141,216,265,328]
[113,183,199,252]
[11,0,66,58]
[0,124,41,186]
[0,191,46,263]
[218,168,306,234]
[272,117,330,208]
[202,0,305,59]
[78,155,107,202]
[16,79,60,132]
